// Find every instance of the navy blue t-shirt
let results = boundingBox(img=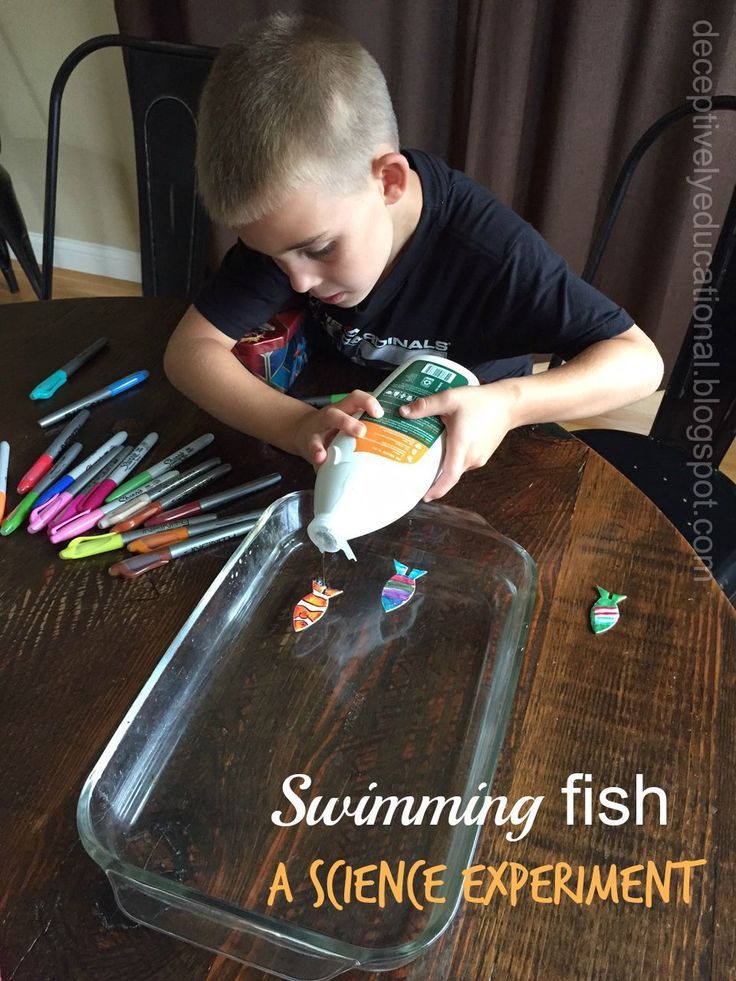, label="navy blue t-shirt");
[194,149,634,381]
